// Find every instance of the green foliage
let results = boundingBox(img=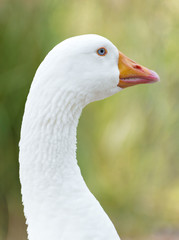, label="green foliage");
[0,0,179,239]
